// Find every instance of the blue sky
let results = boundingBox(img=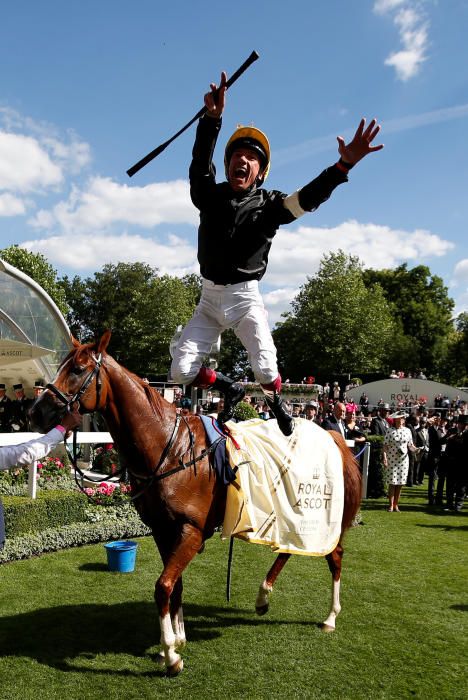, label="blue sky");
[1,0,467,325]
